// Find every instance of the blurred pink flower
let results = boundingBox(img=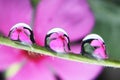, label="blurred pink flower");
[0,0,102,80]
